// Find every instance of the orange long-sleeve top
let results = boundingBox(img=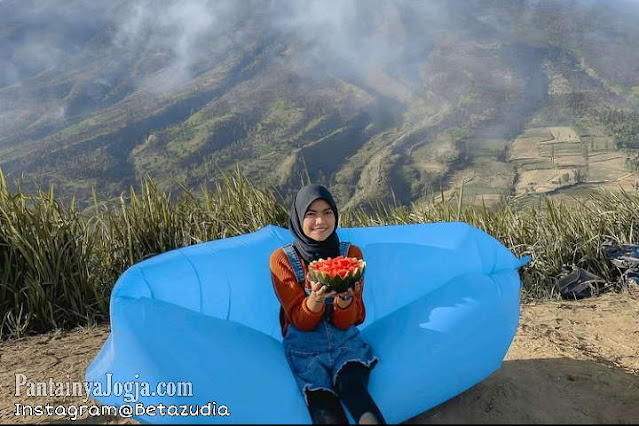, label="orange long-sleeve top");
[270,244,366,337]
